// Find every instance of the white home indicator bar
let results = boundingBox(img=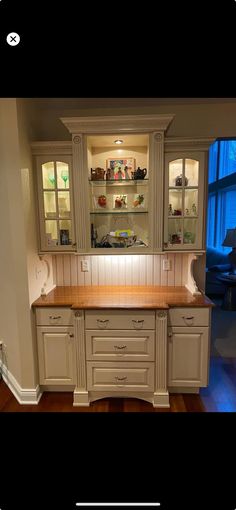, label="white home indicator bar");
[76,504,161,507]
